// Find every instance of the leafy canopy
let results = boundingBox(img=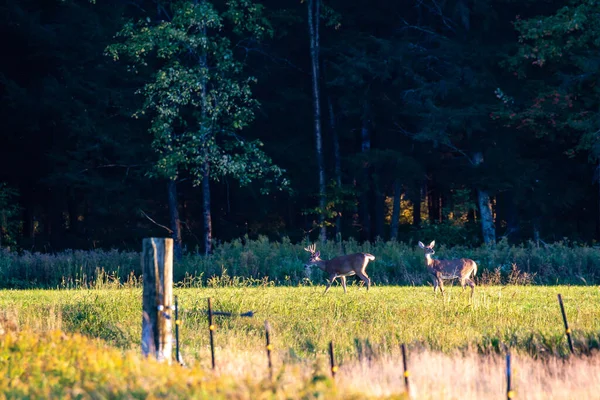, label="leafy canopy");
[106,0,289,193]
